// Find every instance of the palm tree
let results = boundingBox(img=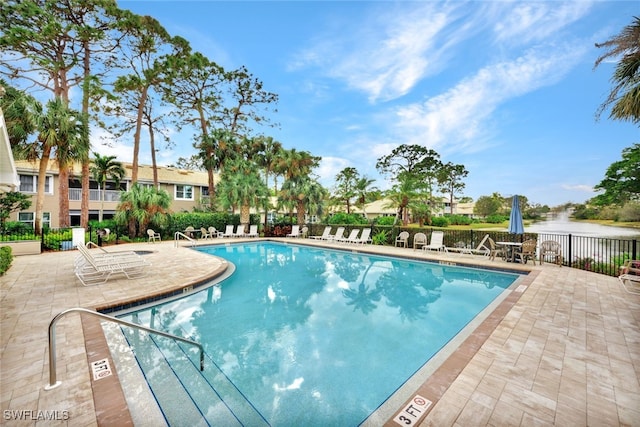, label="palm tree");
[280,176,328,226]
[16,97,83,233]
[216,158,269,228]
[354,175,379,219]
[594,16,640,124]
[90,153,125,222]
[255,136,283,228]
[115,184,171,238]
[384,172,421,225]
